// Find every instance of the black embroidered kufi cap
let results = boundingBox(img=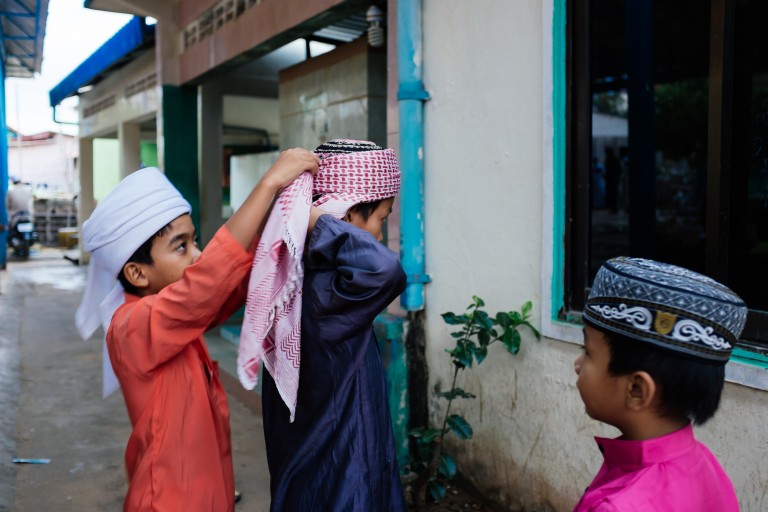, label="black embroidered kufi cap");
[314,139,383,157]
[583,257,747,364]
